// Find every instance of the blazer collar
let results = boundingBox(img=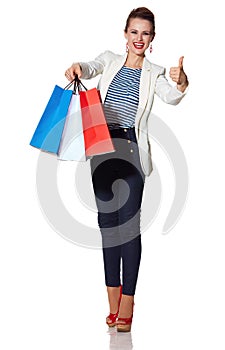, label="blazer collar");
[142,56,152,71]
[139,56,152,109]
